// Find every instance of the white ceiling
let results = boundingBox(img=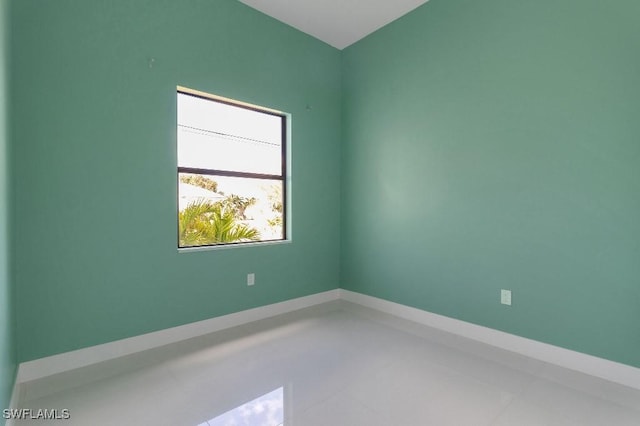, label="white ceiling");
[238,0,429,50]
